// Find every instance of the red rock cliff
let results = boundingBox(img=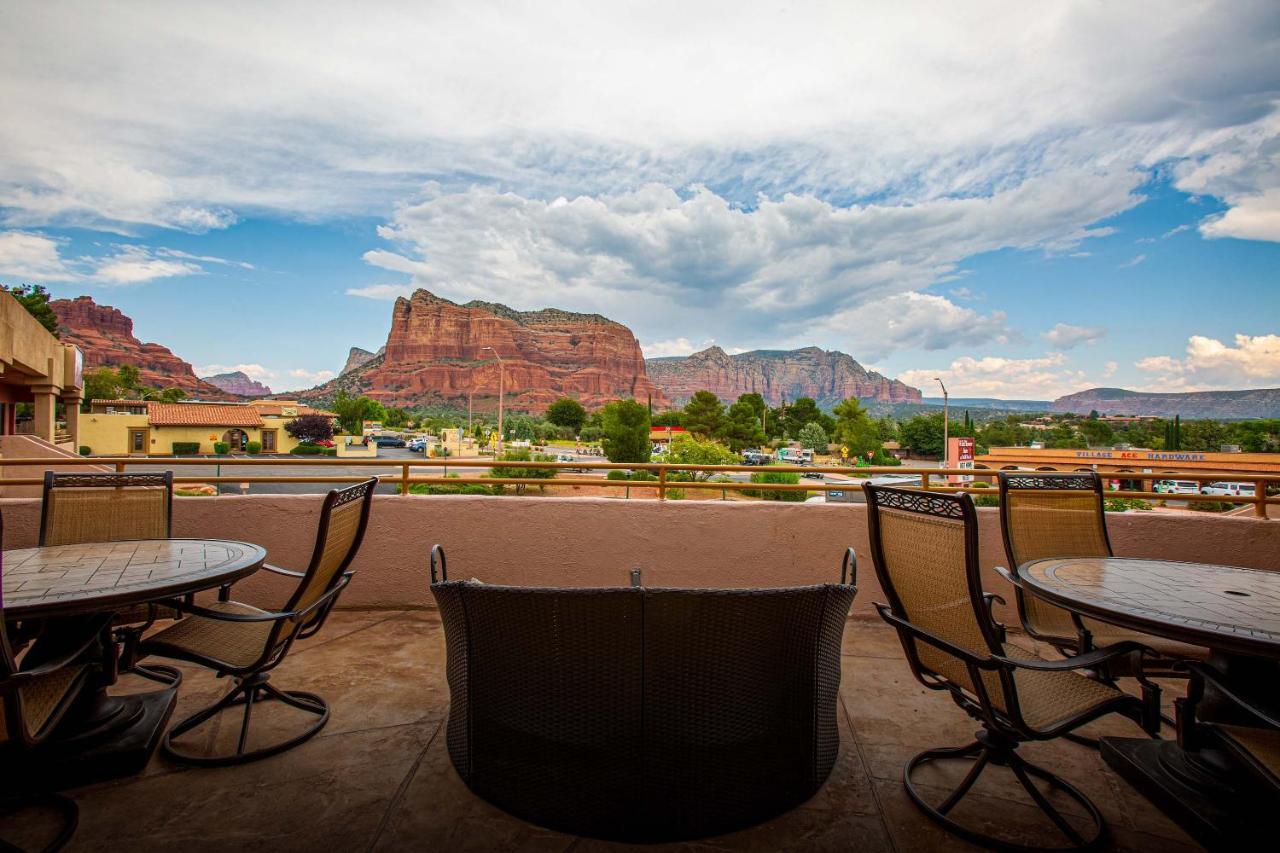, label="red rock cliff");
[305,289,665,411]
[646,346,921,408]
[50,296,229,397]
